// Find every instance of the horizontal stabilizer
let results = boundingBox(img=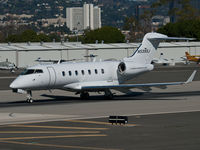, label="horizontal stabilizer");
[148,37,195,41]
